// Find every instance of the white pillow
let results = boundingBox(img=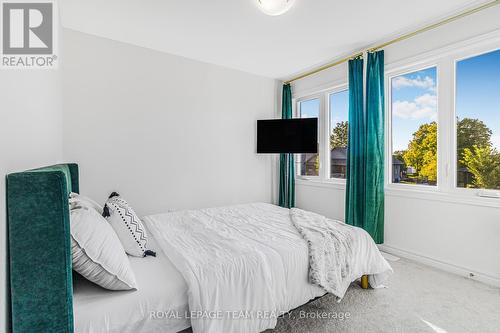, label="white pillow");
[103,193,155,257]
[70,206,137,290]
[69,192,103,213]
